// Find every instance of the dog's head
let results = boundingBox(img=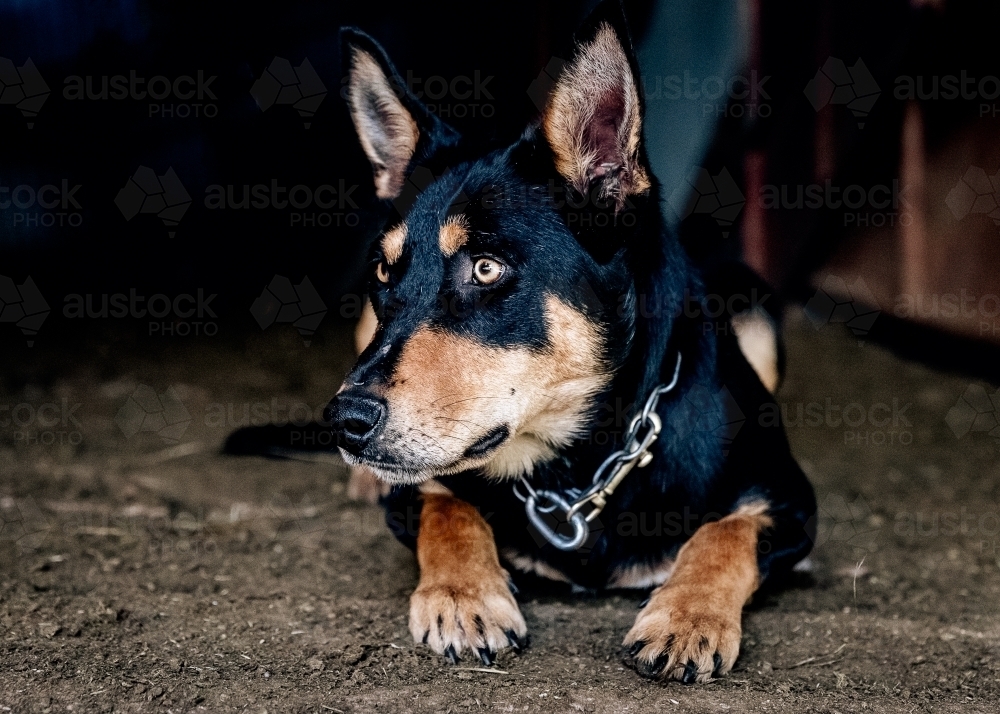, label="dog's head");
[327,9,659,484]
